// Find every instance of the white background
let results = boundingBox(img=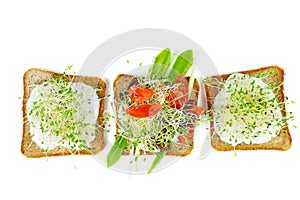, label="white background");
[1,0,299,199]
